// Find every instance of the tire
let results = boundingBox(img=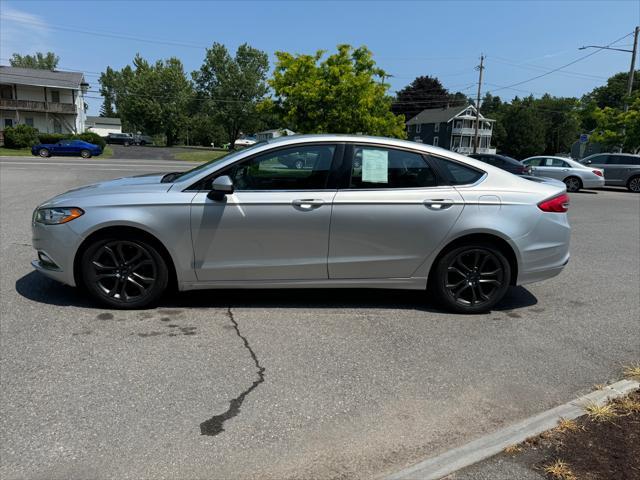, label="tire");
[139,141,146,146]
[123,141,130,147]
[80,235,169,309]
[563,176,582,192]
[80,149,91,159]
[39,148,50,158]
[294,159,305,169]
[431,242,511,314]
[627,175,640,193]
